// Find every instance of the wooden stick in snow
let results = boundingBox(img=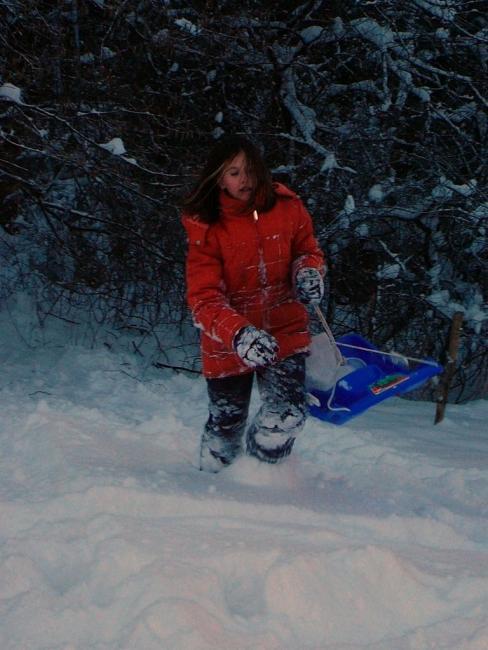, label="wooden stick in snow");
[435,311,464,425]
